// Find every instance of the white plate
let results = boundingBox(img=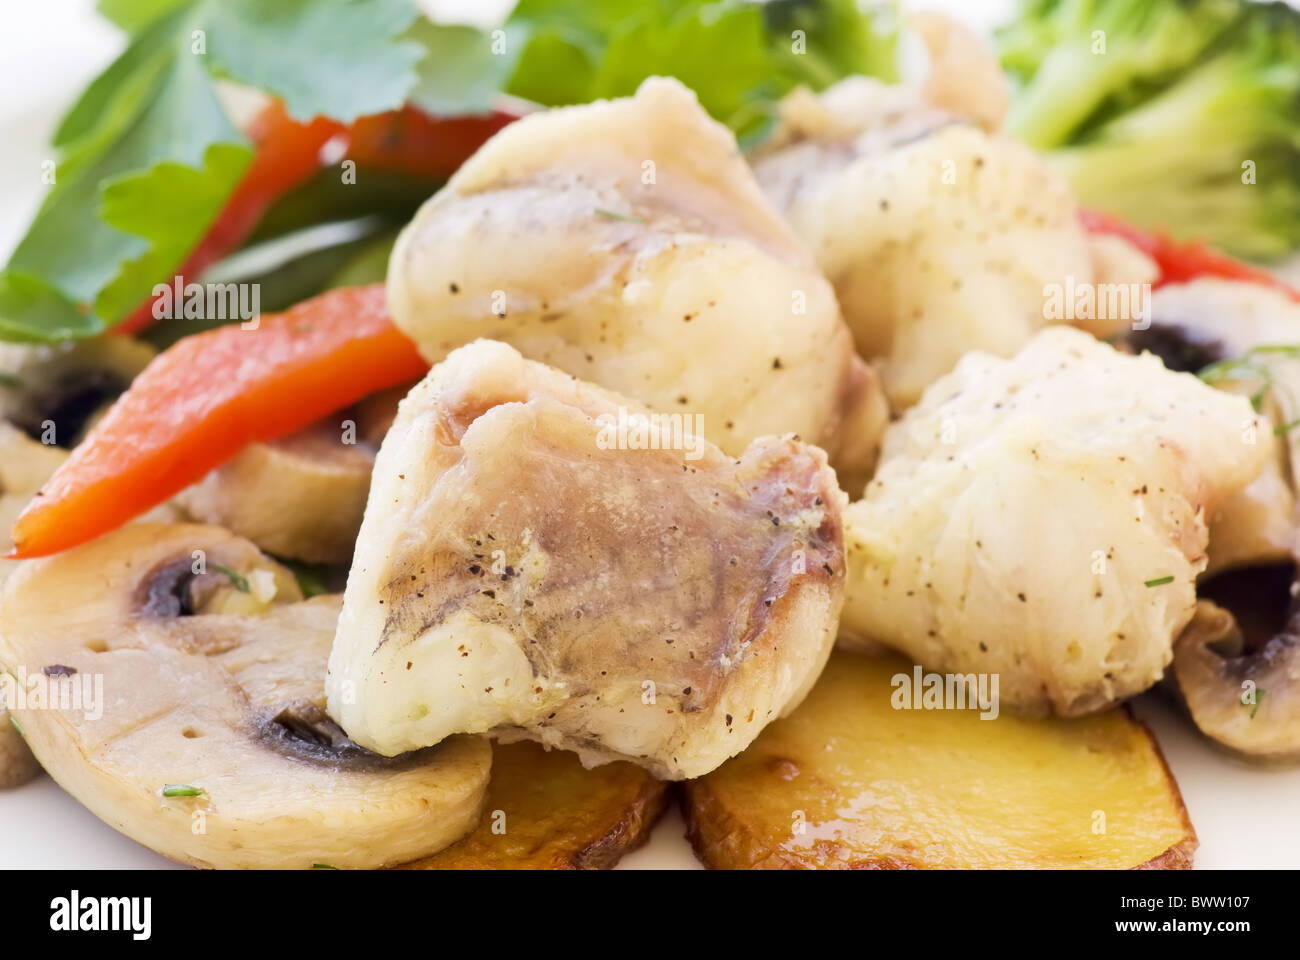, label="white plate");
[1,0,1298,871]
